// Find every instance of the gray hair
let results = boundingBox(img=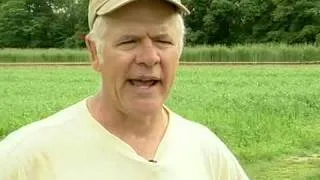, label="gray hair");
[88,14,186,64]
